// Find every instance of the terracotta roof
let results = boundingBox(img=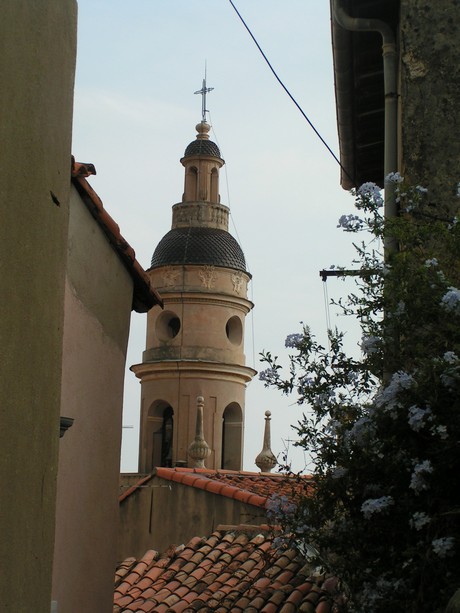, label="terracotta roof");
[120,468,312,508]
[114,527,338,612]
[71,158,163,313]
